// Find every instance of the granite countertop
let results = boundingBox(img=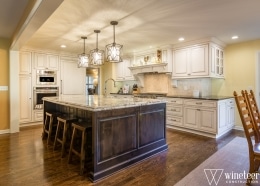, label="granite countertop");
[166,95,233,100]
[42,95,166,111]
